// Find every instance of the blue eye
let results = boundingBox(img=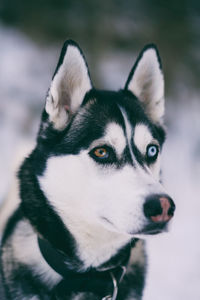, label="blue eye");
[146,144,159,161]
